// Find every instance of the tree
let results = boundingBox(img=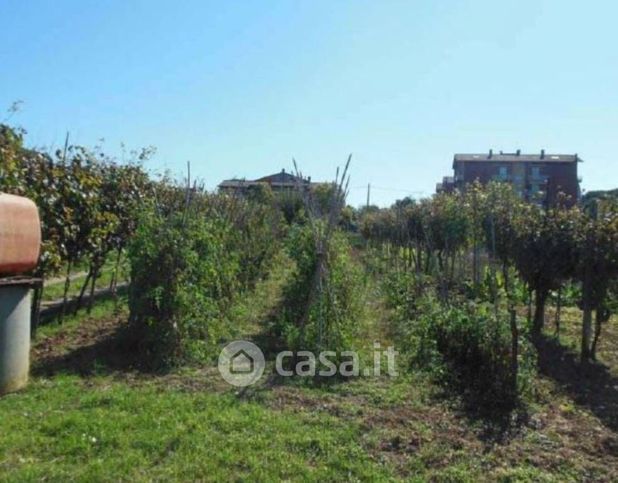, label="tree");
[510,204,579,337]
[575,208,618,361]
